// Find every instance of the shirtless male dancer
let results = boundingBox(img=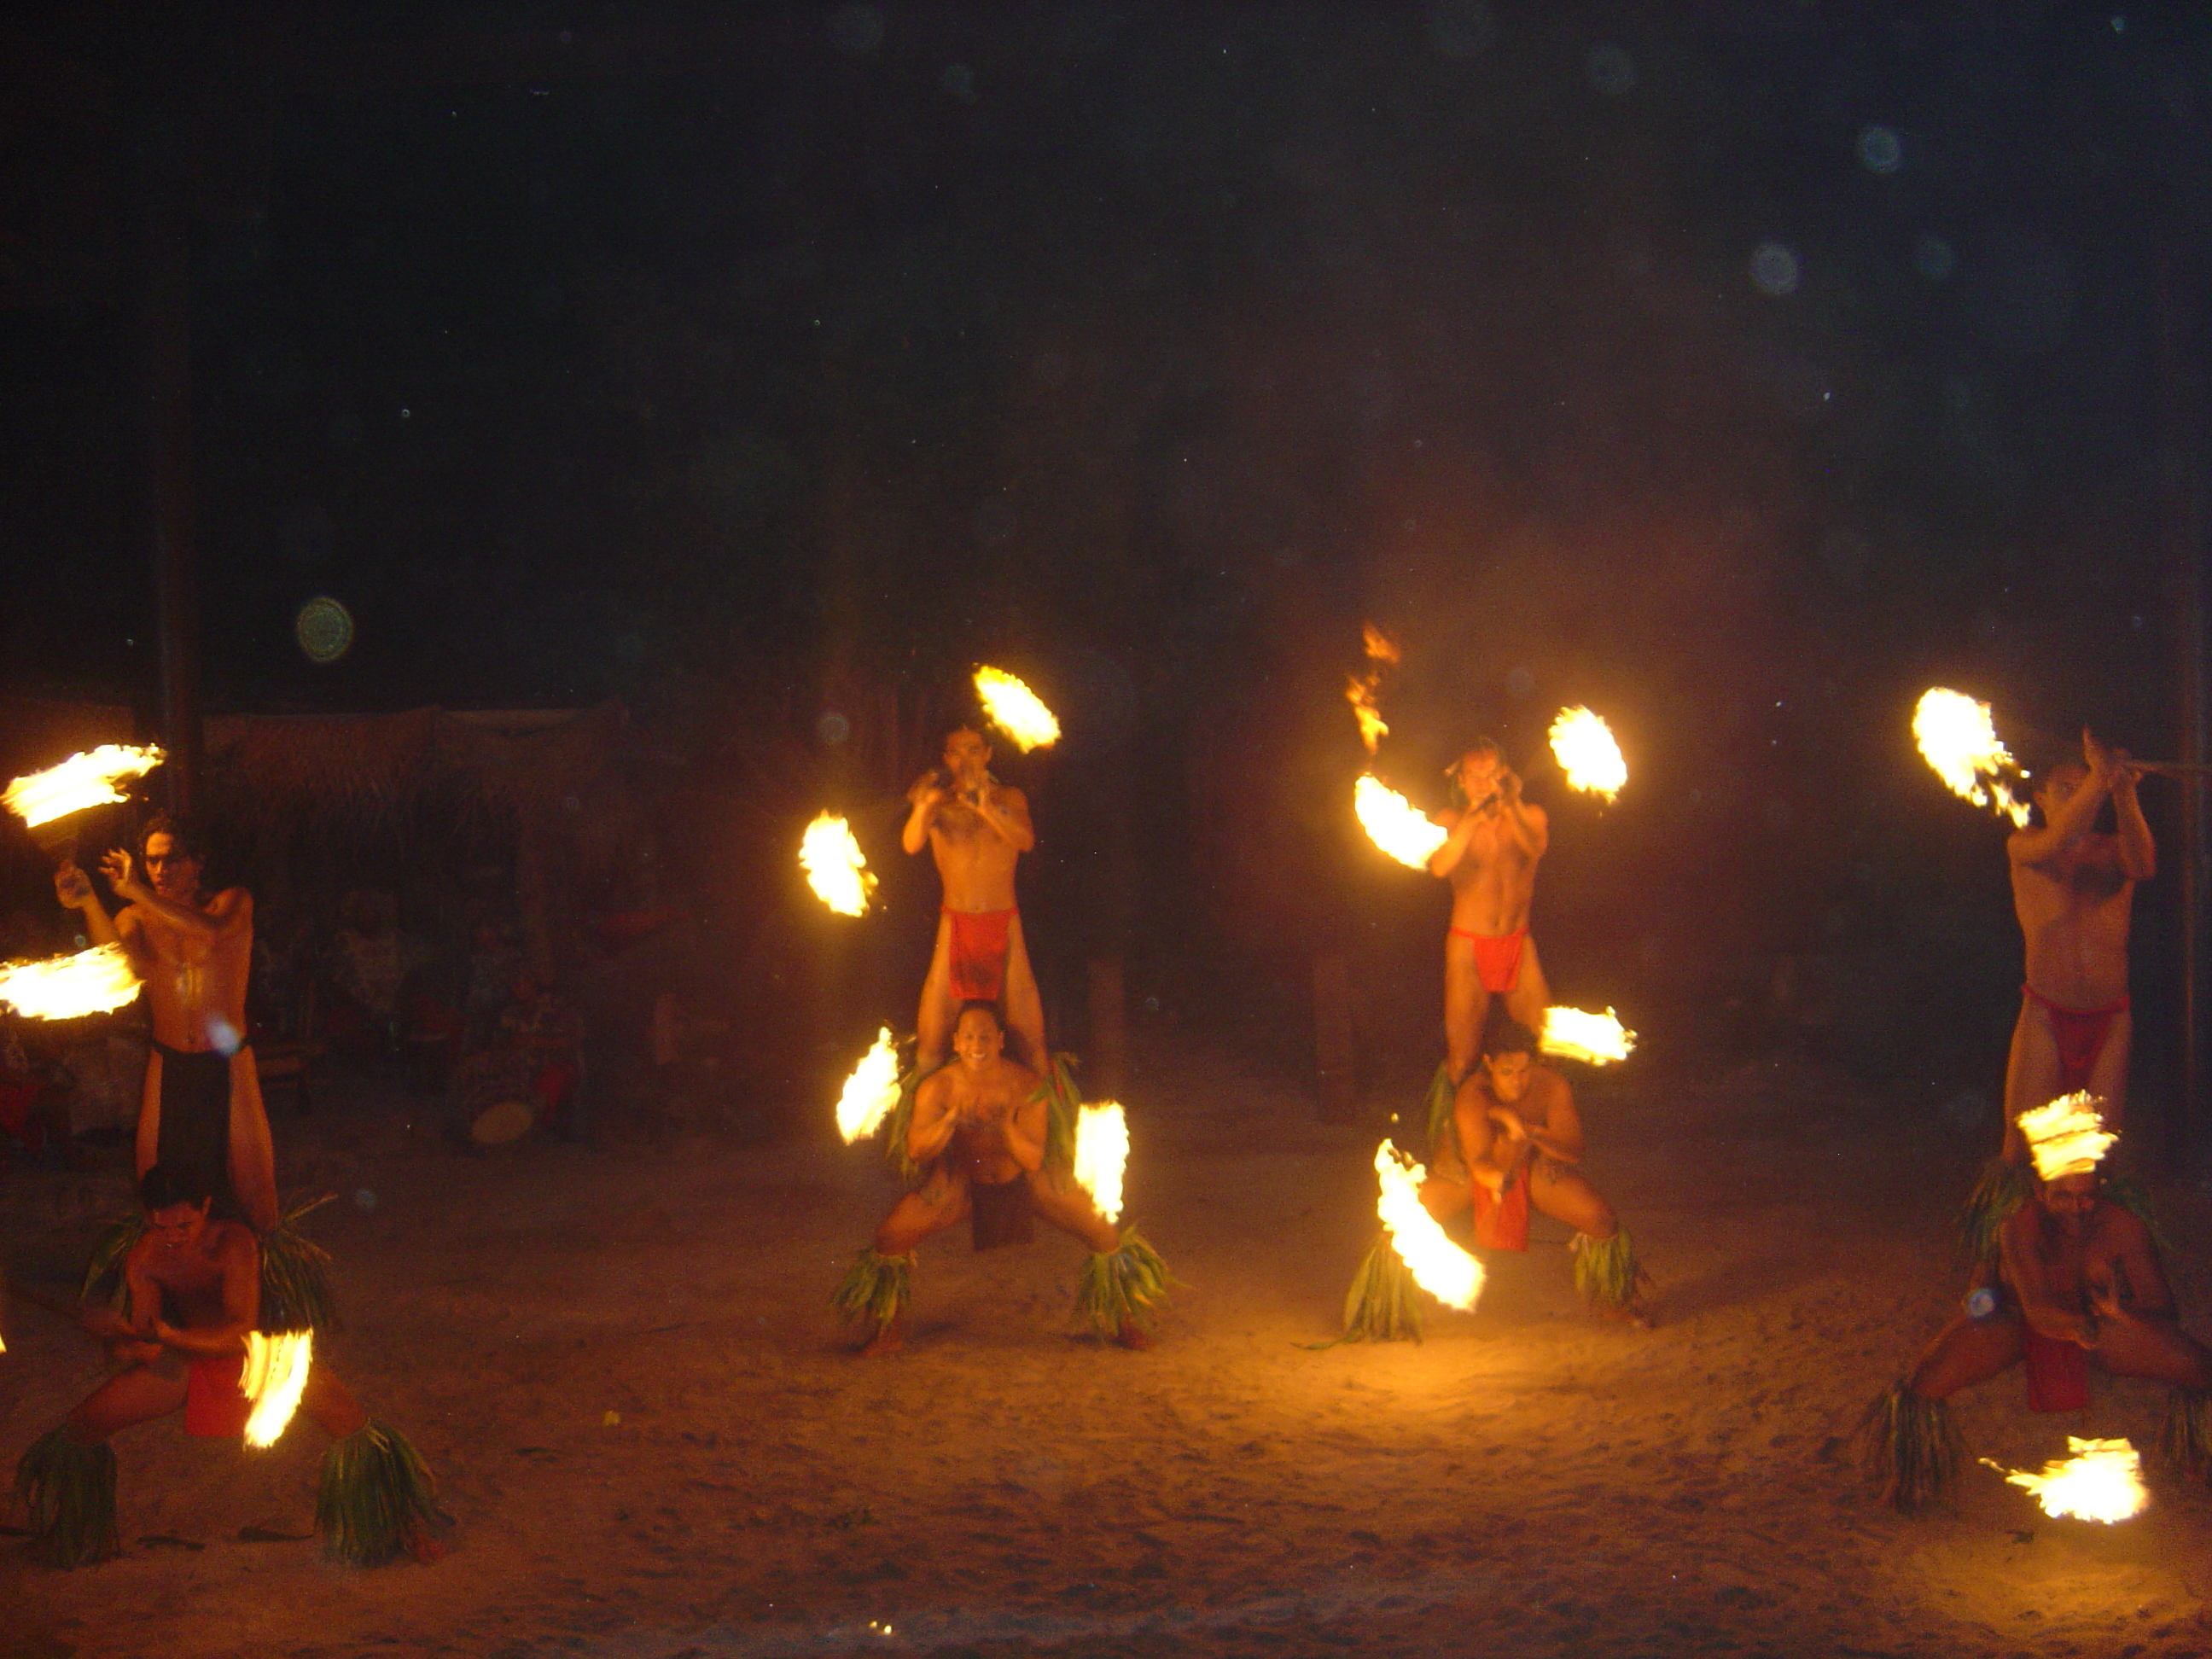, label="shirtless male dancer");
[1420,1021,1649,1322]
[56,814,276,1231]
[904,725,1045,1071]
[838,1002,1164,1355]
[1429,740,1551,1086]
[2004,731,2152,1150]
